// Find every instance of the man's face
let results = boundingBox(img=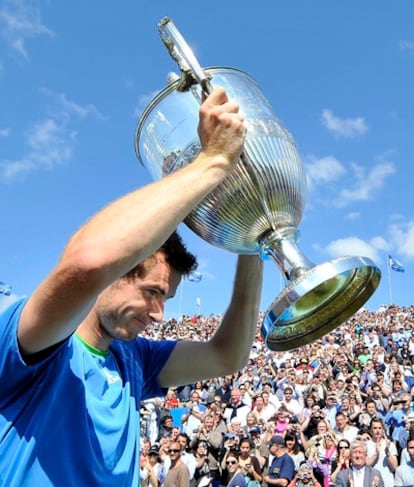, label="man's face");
[94,253,180,343]
[371,421,384,439]
[350,446,367,469]
[407,440,414,462]
[230,391,241,404]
